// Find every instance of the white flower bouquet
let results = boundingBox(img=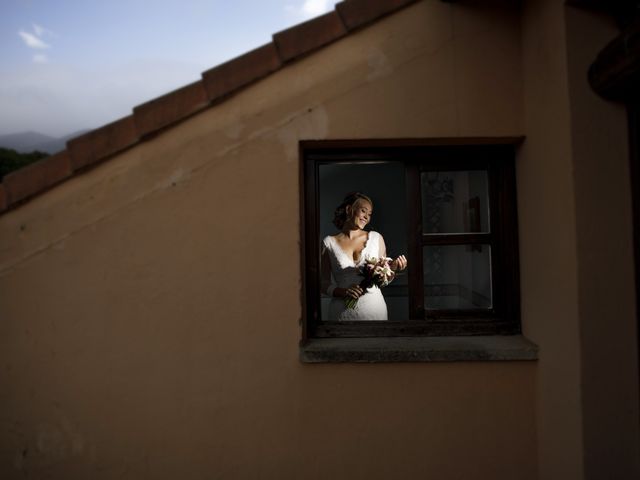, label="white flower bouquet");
[345,257,396,309]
